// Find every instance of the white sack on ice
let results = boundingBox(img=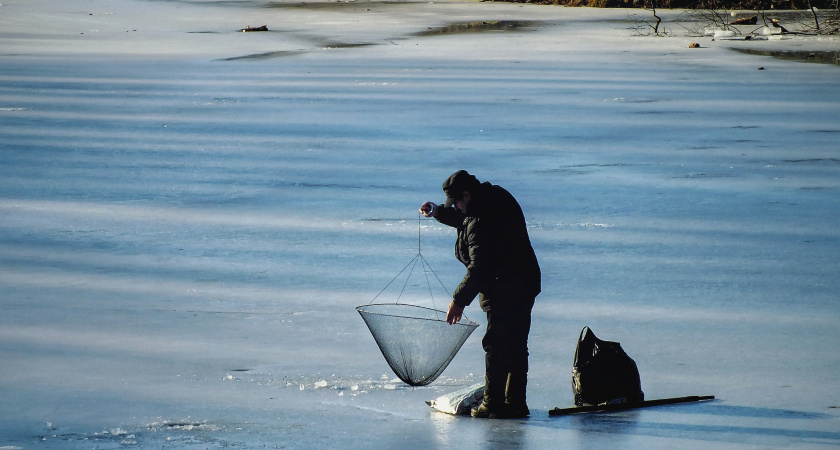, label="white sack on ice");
[426,383,485,415]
